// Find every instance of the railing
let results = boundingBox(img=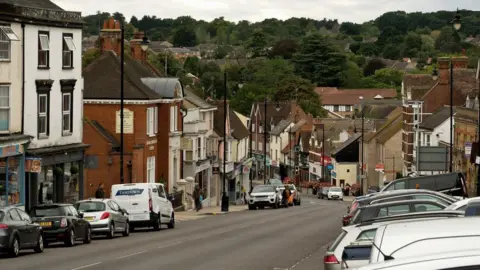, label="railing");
[169,190,184,210]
